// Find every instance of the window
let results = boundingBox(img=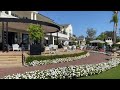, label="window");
[22,34,29,50]
[63,29,67,35]
[5,11,8,14]
[22,34,29,44]
[22,17,28,19]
